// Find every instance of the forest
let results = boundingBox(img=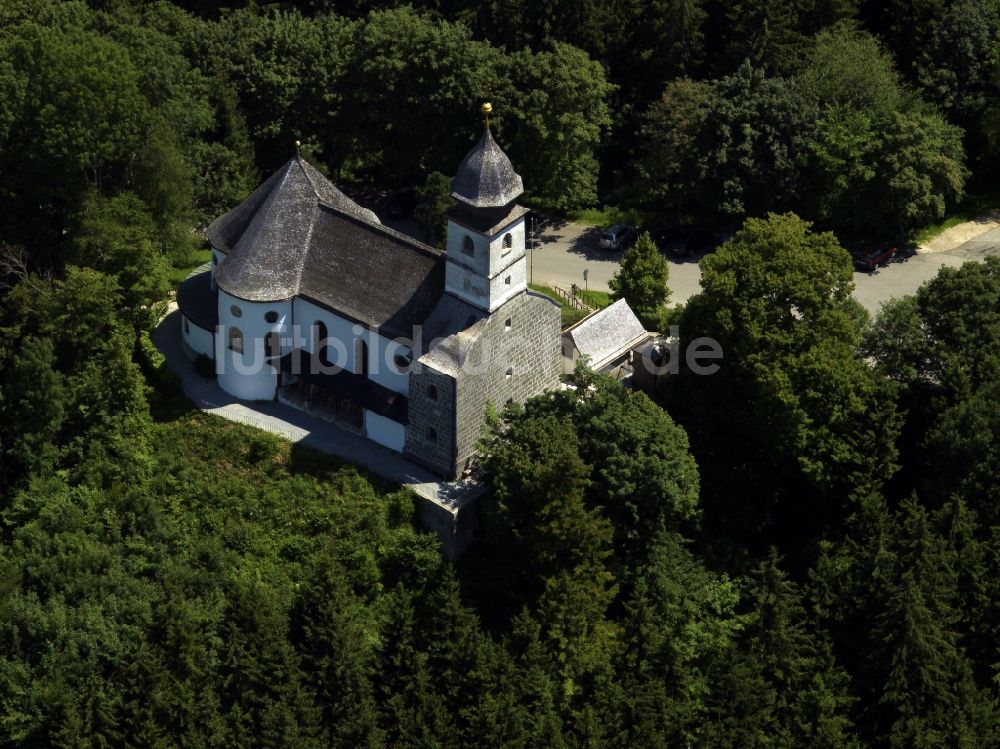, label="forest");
[1,0,999,746]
